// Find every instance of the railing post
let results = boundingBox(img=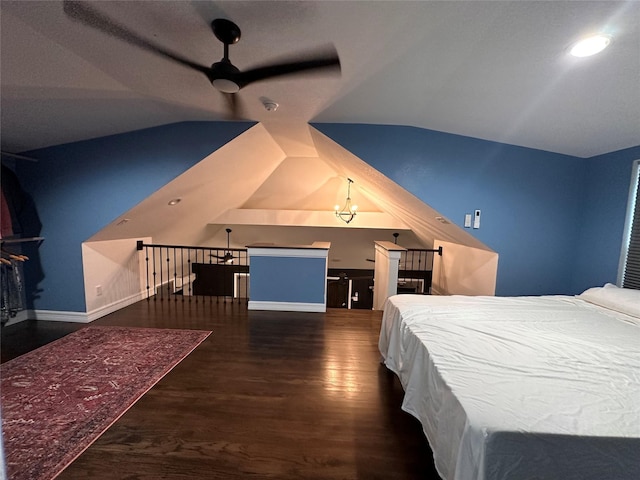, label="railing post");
[373,241,406,310]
